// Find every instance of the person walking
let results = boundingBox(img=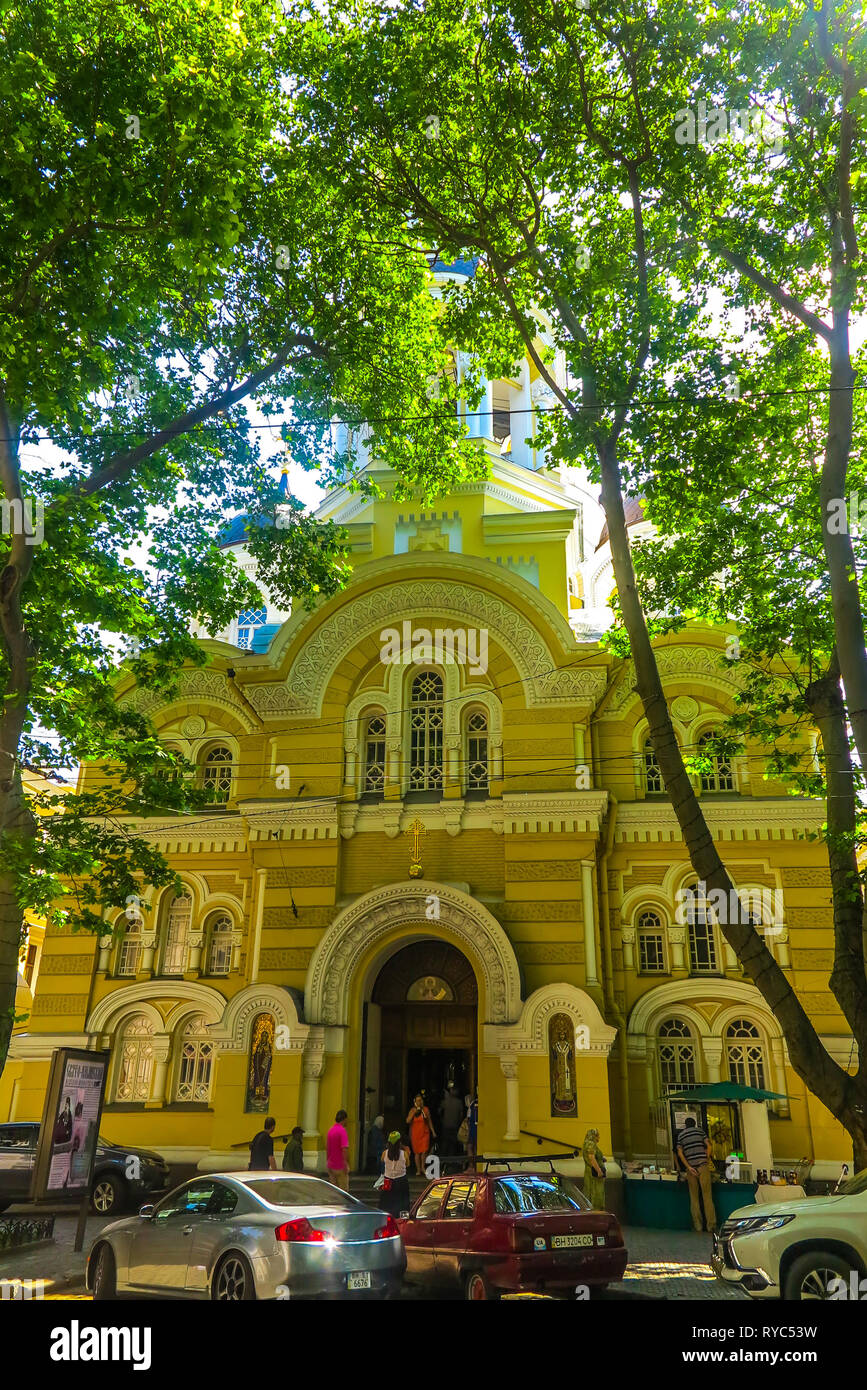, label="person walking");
[379,1130,411,1218]
[281,1125,305,1172]
[582,1127,607,1210]
[406,1093,436,1176]
[676,1116,718,1232]
[249,1116,277,1171]
[326,1109,351,1190]
[439,1085,464,1167]
[366,1114,387,1174]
